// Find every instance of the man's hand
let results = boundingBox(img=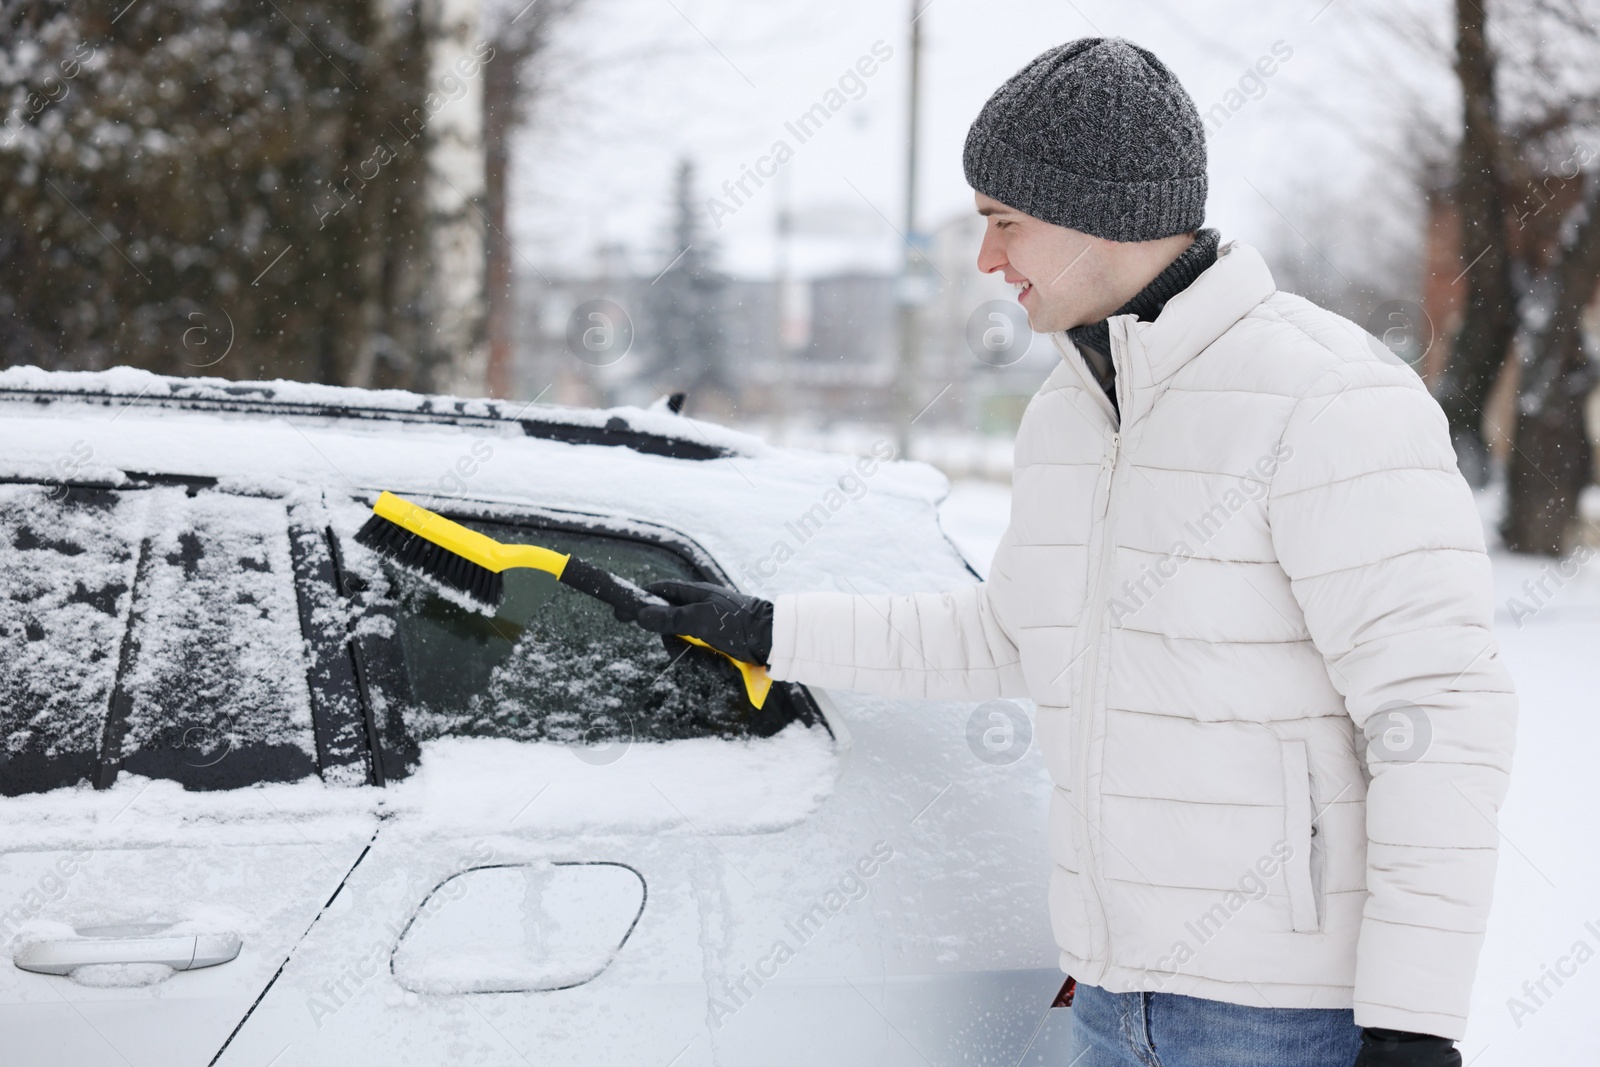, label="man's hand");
[1352,1029,1461,1067]
[623,580,774,666]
